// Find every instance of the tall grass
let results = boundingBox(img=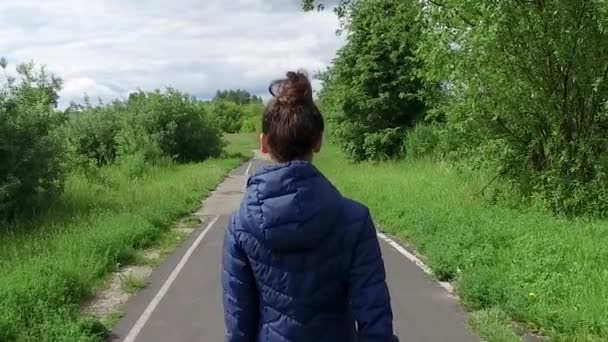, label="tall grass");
[0,147,246,340]
[315,144,608,341]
